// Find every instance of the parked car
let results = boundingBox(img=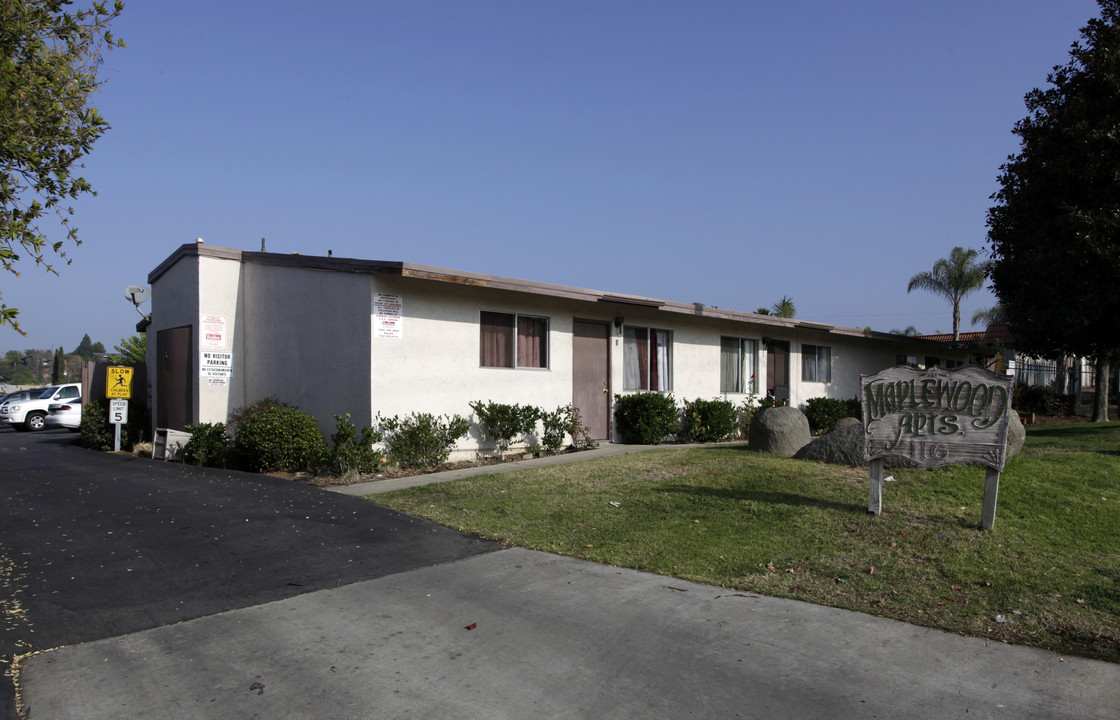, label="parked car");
[0,388,48,429]
[46,399,82,431]
[2,383,81,431]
